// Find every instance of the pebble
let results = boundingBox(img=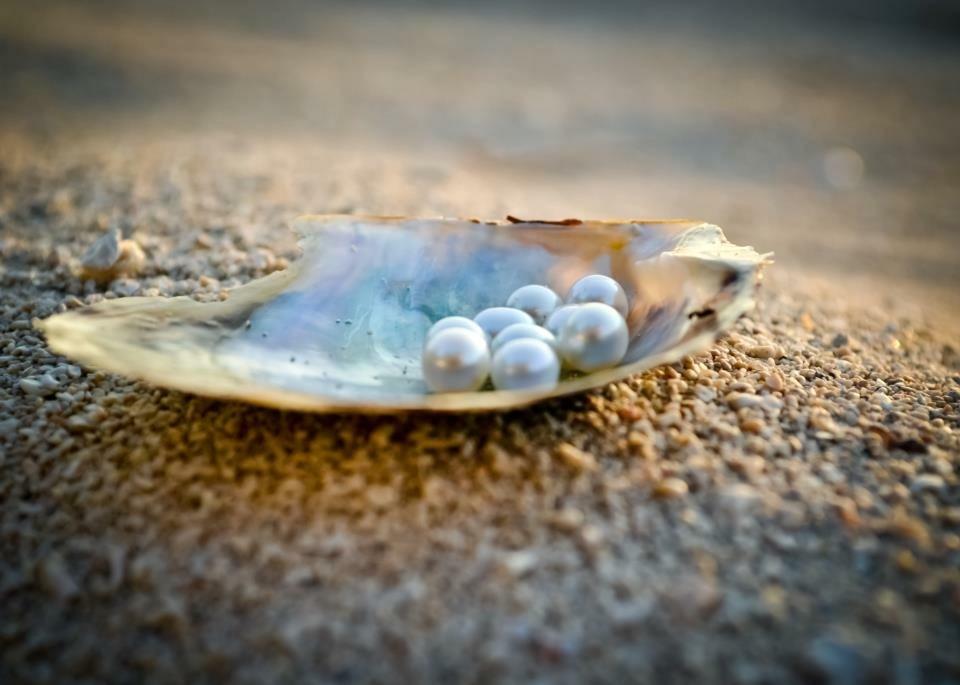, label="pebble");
[546,508,585,532]
[653,477,689,499]
[764,373,784,392]
[34,552,79,600]
[746,344,780,359]
[717,484,764,513]
[695,385,718,402]
[809,409,839,433]
[111,279,141,297]
[365,484,398,508]
[20,377,54,397]
[870,392,894,411]
[496,550,539,578]
[805,638,868,684]
[0,417,19,437]
[66,415,94,432]
[725,392,763,410]
[39,373,60,390]
[884,512,931,548]
[910,474,945,493]
[555,443,597,472]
